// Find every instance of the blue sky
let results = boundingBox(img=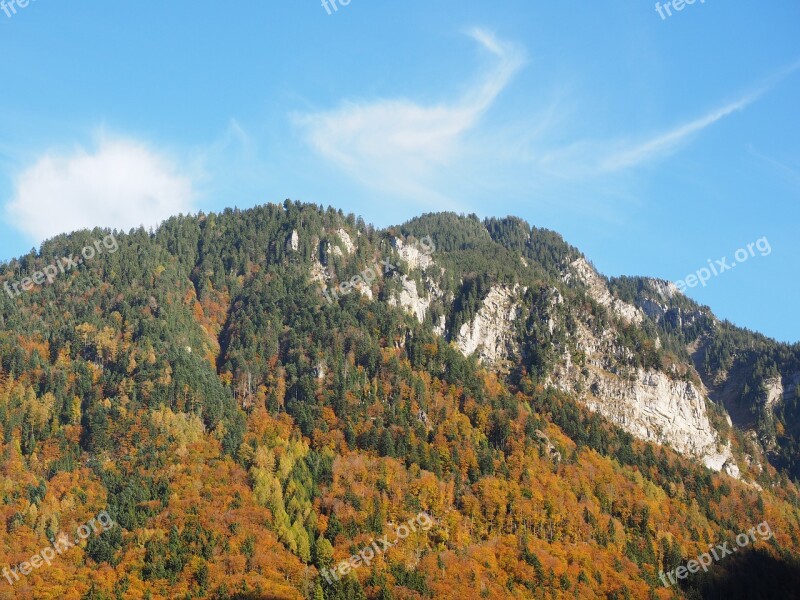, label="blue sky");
[1,0,798,341]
